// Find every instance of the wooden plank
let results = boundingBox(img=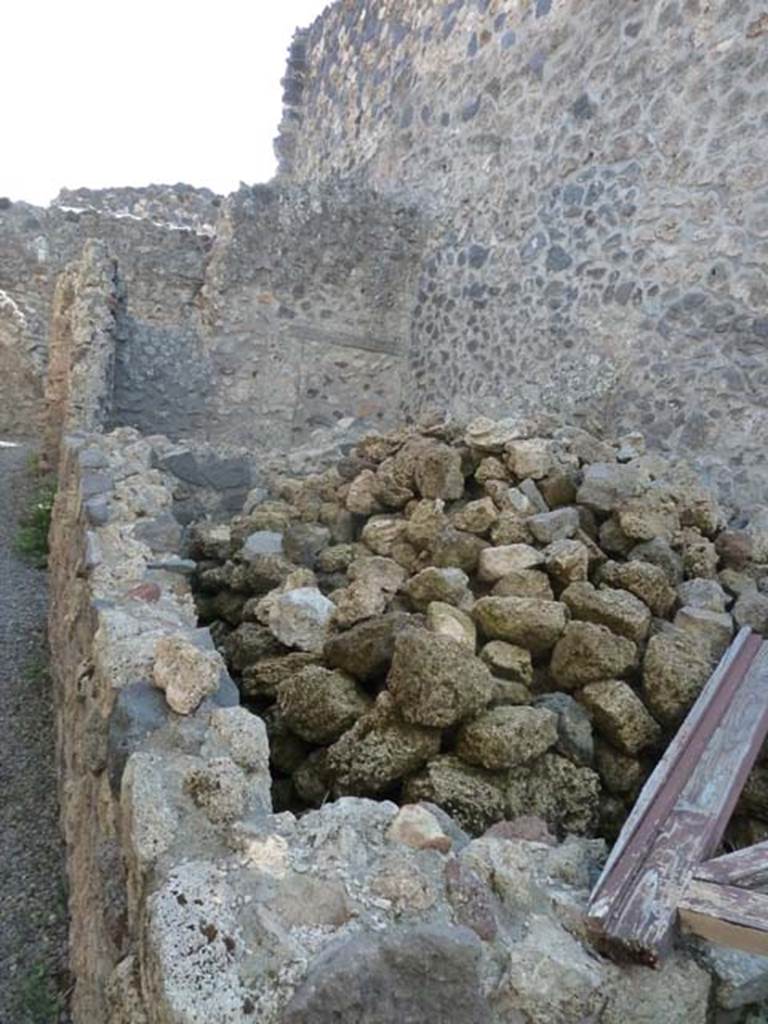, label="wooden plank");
[589,629,758,915]
[588,632,768,963]
[596,638,768,960]
[589,628,758,913]
[679,880,768,958]
[695,841,768,890]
